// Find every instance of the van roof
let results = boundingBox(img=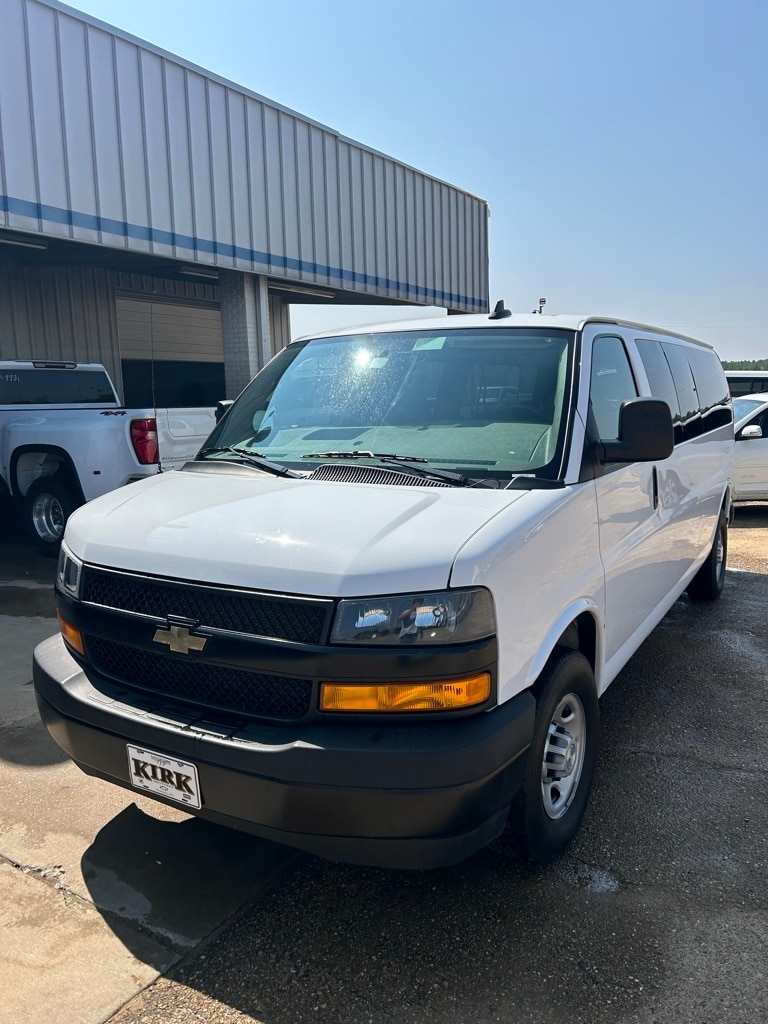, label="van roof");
[294,313,716,349]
